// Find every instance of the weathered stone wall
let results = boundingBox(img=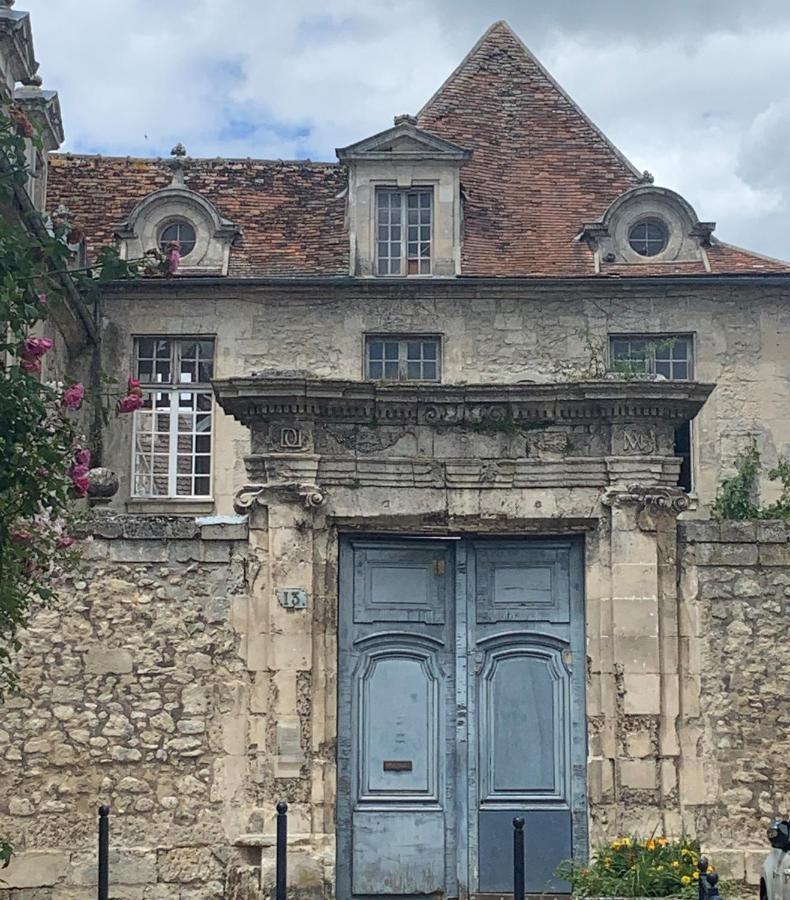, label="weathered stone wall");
[0,515,256,896]
[99,279,790,516]
[678,520,790,887]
